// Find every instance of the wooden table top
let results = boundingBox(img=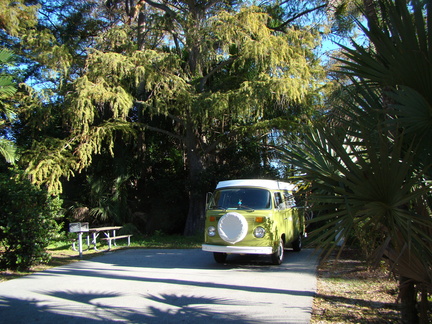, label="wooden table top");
[89,226,122,232]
